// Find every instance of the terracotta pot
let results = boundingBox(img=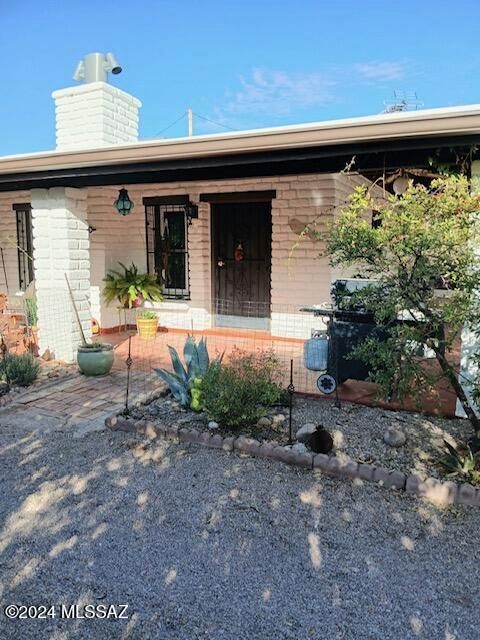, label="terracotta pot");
[121,296,144,309]
[23,326,39,356]
[130,296,144,308]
